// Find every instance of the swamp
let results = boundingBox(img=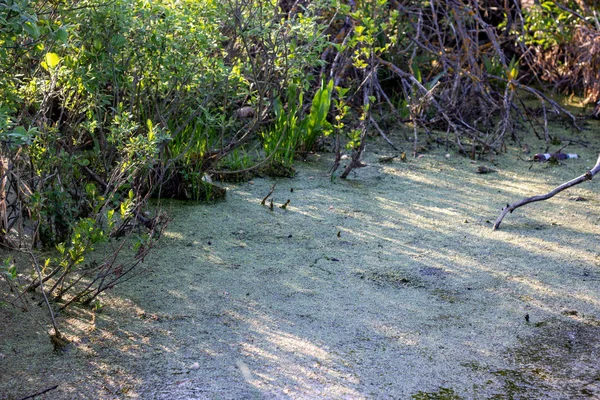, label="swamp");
[2,1,600,399]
